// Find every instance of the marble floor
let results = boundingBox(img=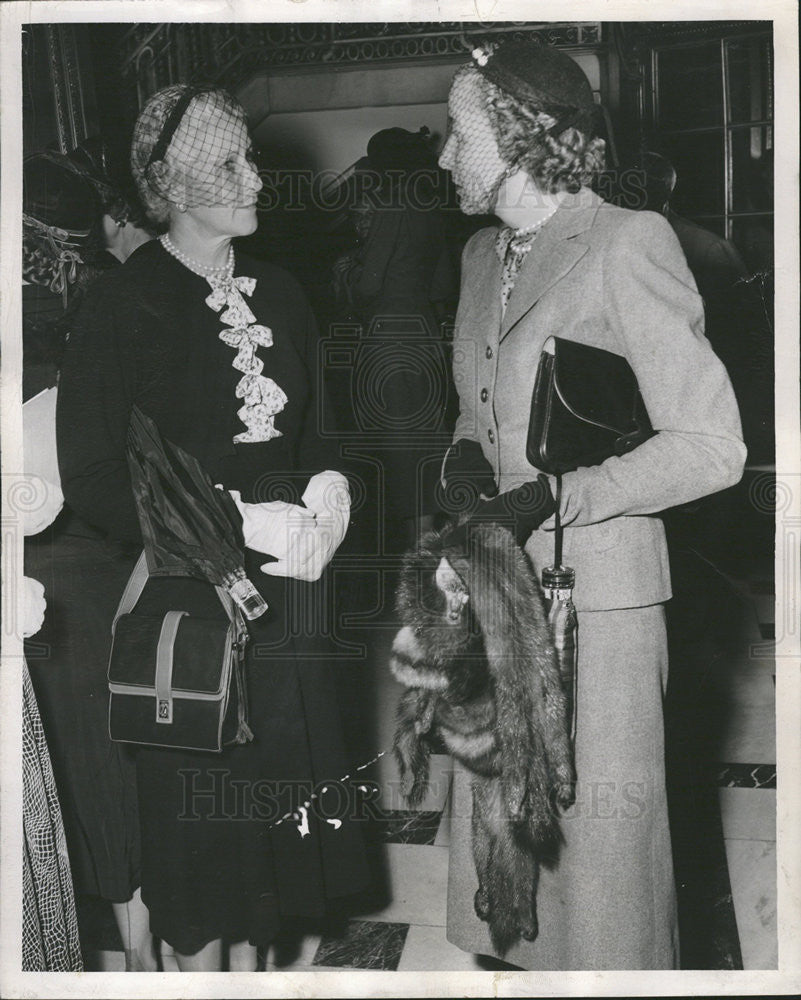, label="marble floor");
[80,491,778,973]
